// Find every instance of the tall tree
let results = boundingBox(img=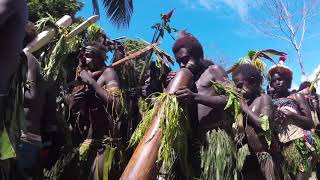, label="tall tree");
[91,0,133,28]
[28,0,83,22]
[250,0,320,78]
